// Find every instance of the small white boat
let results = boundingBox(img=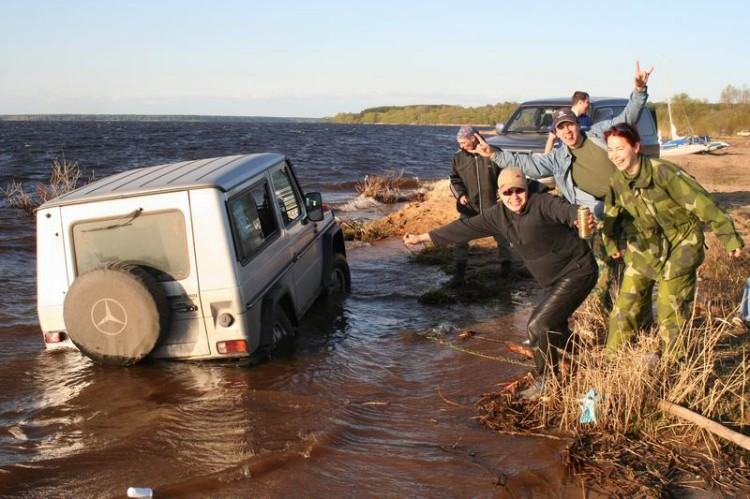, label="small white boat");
[659,99,727,156]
